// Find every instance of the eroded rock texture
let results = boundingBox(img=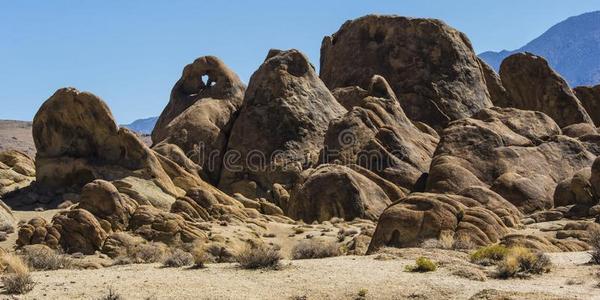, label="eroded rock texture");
[324,75,438,192]
[499,53,593,128]
[320,15,493,130]
[152,56,245,183]
[0,150,35,197]
[426,107,595,213]
[574,84,600,126]
[219,49,346,199]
